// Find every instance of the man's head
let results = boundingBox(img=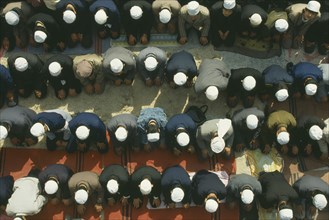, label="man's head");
[171,186,184,203]
[48,62,62,77]
[313,193,327,210]
[144,56,158,71]
[205,197,219,213]
[76,126,90,141]
[174,72,187,86]
[305,78,318,96]
[5,10,20,26]
[176,129,190,147]
[75,183,89,205]
[241,189,254,205]
[0,125,9,139]
[309,125,323,140]
[63,4,77,24]
[159,9,171,24]
[242,76,256,91]
[147,120,160,142]
[278,201,293,220]
[95,9,108,25]
[275,19,289,33]
[76,60,93,78]
[107,179,119,194]
[45,177,59,195]
[249,13,262,27]
[110,58,124,74]
[139,178,153,195]
[187,1,200,16]
[14,57,28,72]
[304,1,321,21]
[30,122,46,137]
[130,6,143,20]
[115,126,128,142]
[210,136,225,153]
[276,127,289,145]
[205,86,219,101]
